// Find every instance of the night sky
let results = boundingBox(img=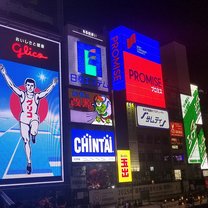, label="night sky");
[63,0,208,90]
